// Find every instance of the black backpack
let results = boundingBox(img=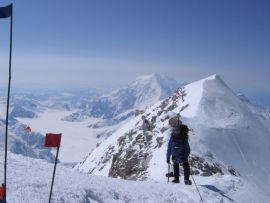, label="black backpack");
[171,124,190,158]
[172,124,189,139]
